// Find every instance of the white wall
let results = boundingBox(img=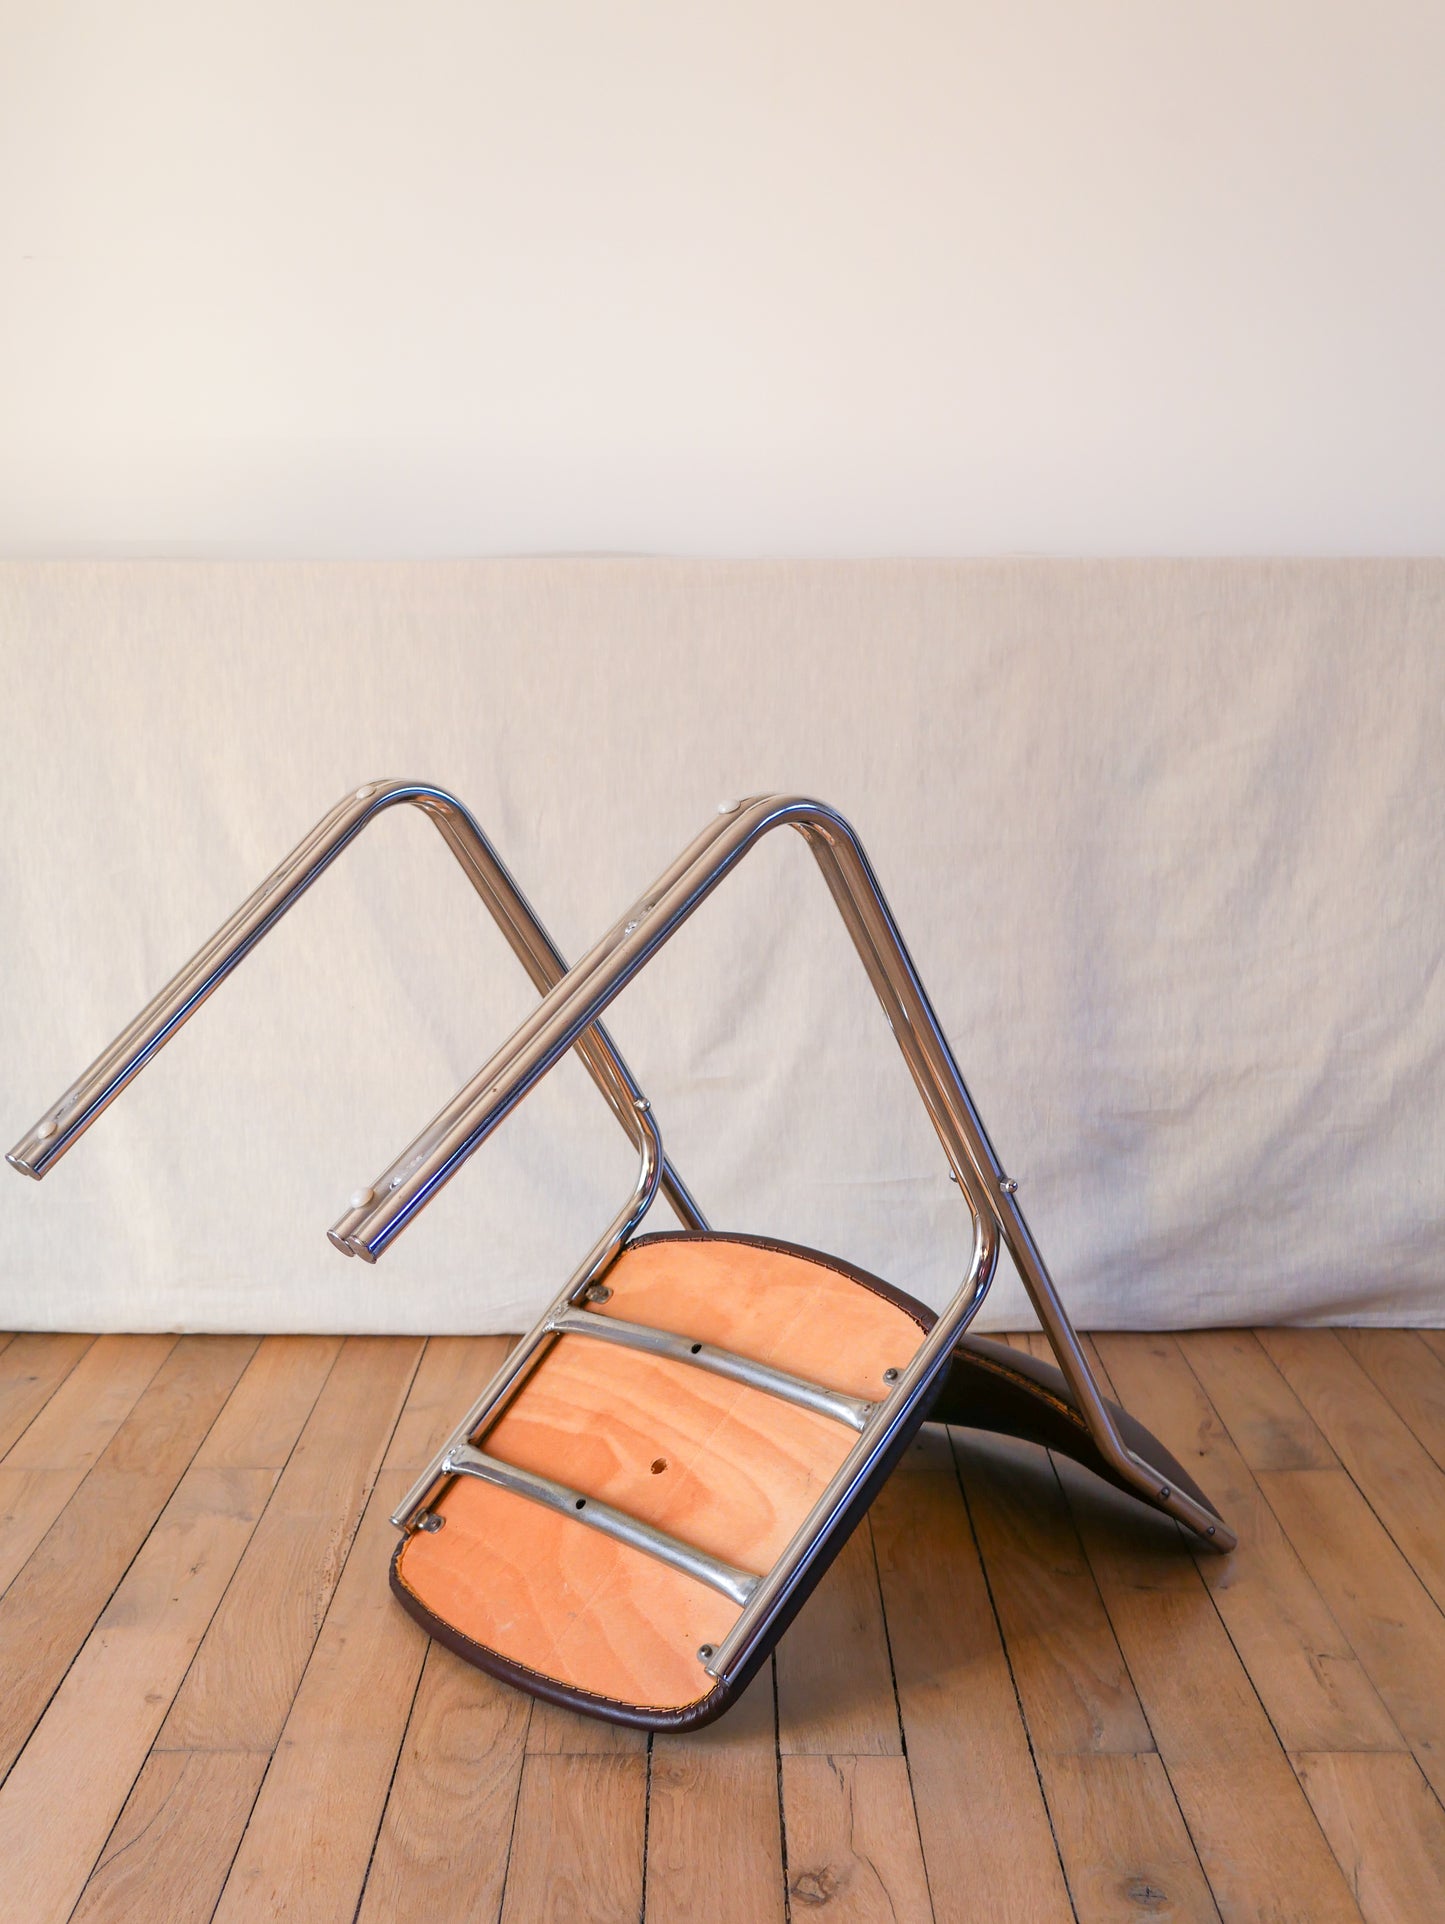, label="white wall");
[3,2,1442,557]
